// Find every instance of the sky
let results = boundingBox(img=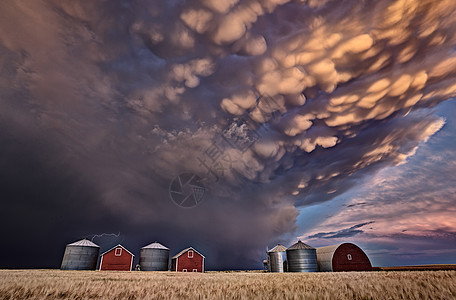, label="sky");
[0,0,455,270]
